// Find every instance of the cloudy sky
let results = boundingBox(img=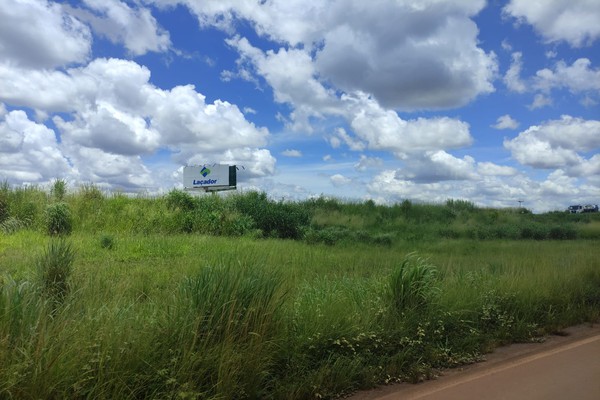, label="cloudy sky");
[1,0,599,212]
